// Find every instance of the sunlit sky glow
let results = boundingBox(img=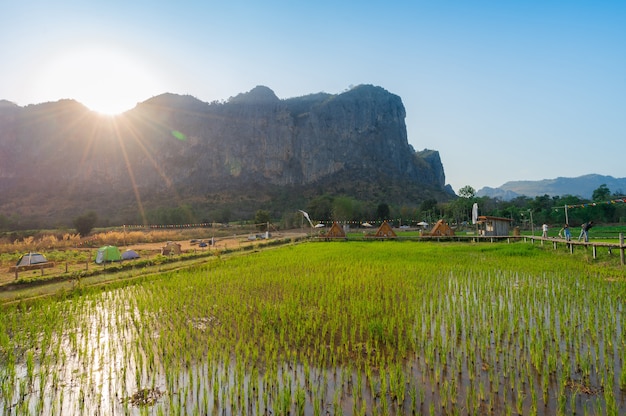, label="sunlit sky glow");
[1,0,624,192]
